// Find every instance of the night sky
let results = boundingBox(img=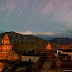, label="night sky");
[0,0,72,33]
